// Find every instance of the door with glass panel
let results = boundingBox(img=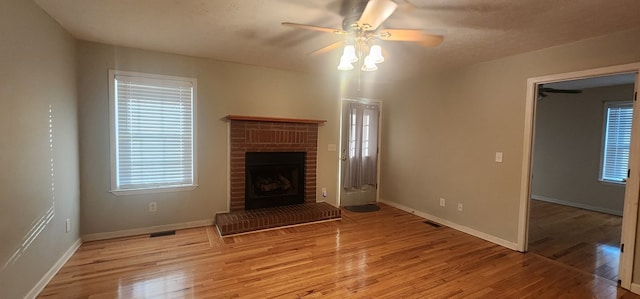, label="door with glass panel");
[340,99,380,207]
